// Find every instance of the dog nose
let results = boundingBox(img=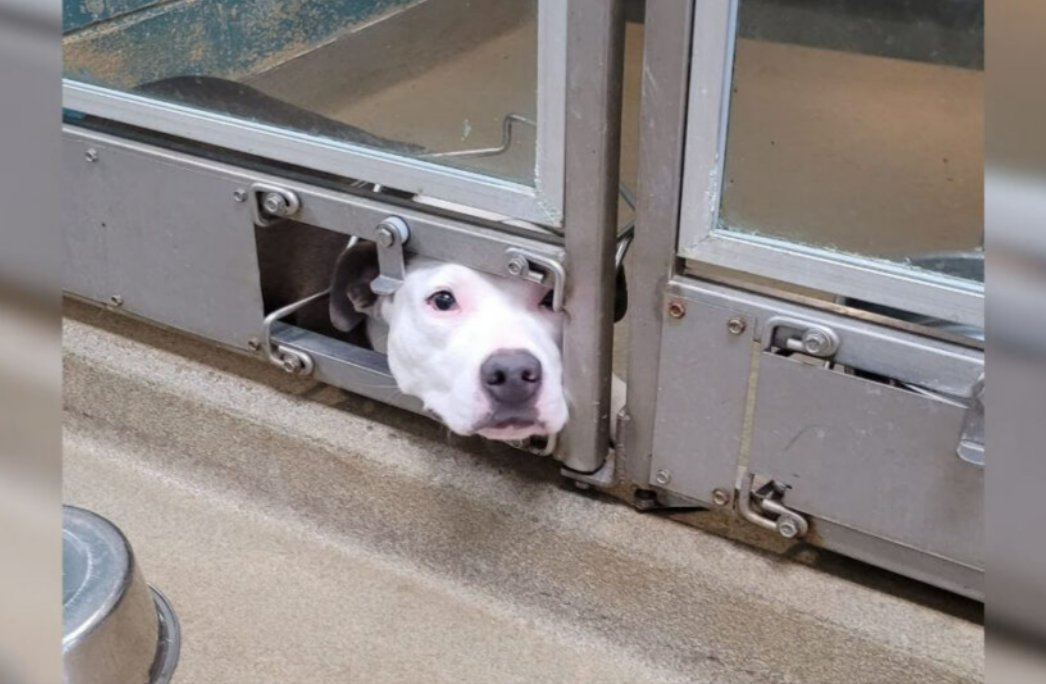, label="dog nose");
[481,350,542,406]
